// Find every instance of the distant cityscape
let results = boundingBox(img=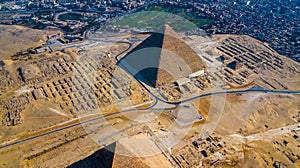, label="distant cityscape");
[1,1,300,167]
[0,0,299,61]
